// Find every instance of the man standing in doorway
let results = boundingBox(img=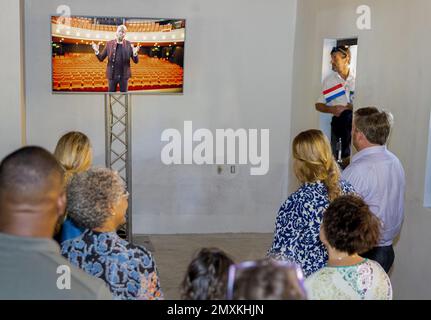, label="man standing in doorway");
[92,25,140,92]
[316,46,355,167]
[342,107,406,273]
